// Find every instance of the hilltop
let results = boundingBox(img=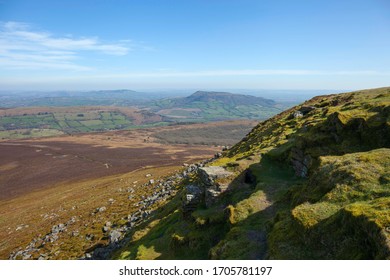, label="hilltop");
[152,91,282,121]
[113,87,390,260]
[174,91,276,107]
